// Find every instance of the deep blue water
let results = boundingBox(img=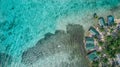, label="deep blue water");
[0,0,120,67]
